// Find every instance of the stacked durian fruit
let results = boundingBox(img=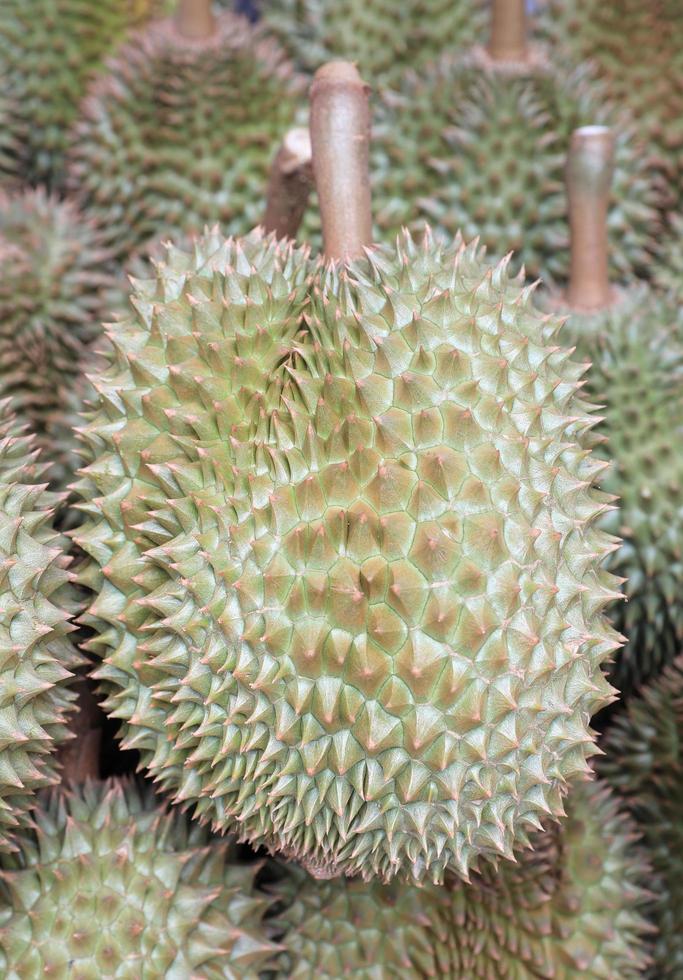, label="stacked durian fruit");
[0,0,680,975]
